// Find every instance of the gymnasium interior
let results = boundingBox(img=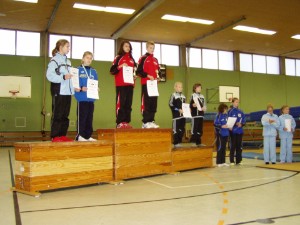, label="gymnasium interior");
[0,0,300,225]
